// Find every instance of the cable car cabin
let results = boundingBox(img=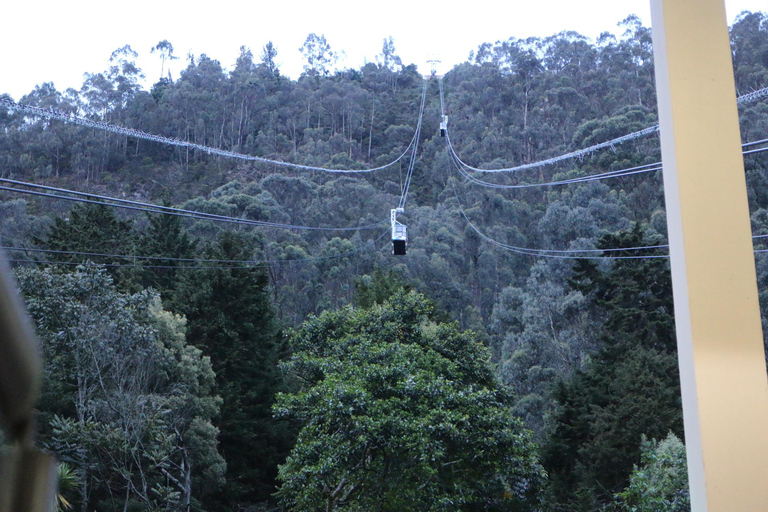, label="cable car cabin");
[391,208,407,255]
[440,115,448,137]
[392,226,407,255]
